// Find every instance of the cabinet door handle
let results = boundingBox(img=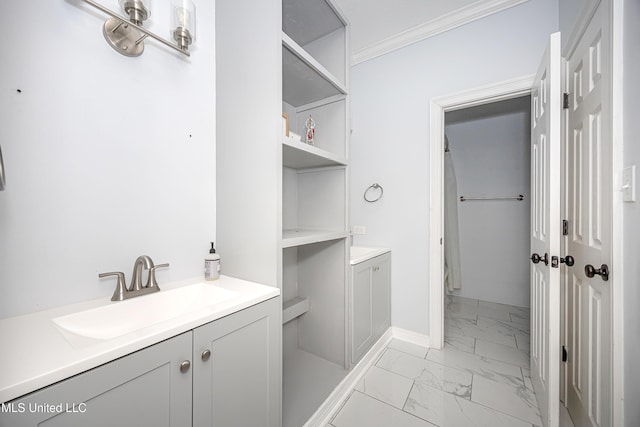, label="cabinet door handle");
[201,349,211,361]
[180,360,191,373]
